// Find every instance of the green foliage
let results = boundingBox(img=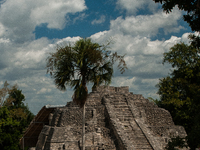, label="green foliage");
[0,82,34,150]
[153,0,200,32]
[46,38,127,107]
[165,136,188,150]
[47,38,127,150]
[153,0,200,52]
[0,106,21,150]
[157,42,200,149]
[153,1,200,149]
[189,34,200,50]
[9,87,25,108]
[186,113,200,149]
